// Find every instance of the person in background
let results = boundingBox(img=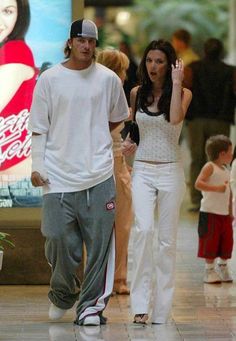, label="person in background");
[171,29,199,67]
[129,40,192,324]
[195,135,233,284]
[185,38,236,212]
[38,61,52,77]
[171,29,199,182]
[119,40,139,165]
[230,146,236,229]
[119,40,138,106]
[97,48,135,295]
[29,19,129,326]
